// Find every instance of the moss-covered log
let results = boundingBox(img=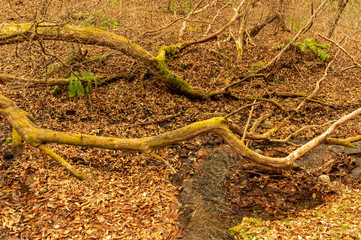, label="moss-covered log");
[0,23,206,99]
[2,93,361,172]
